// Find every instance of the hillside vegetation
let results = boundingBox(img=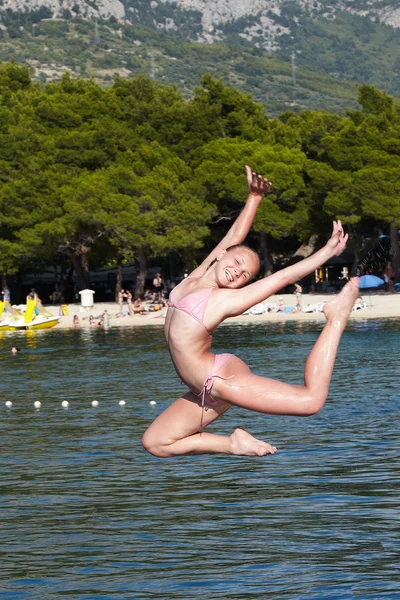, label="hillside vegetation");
[2,3,399,115]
